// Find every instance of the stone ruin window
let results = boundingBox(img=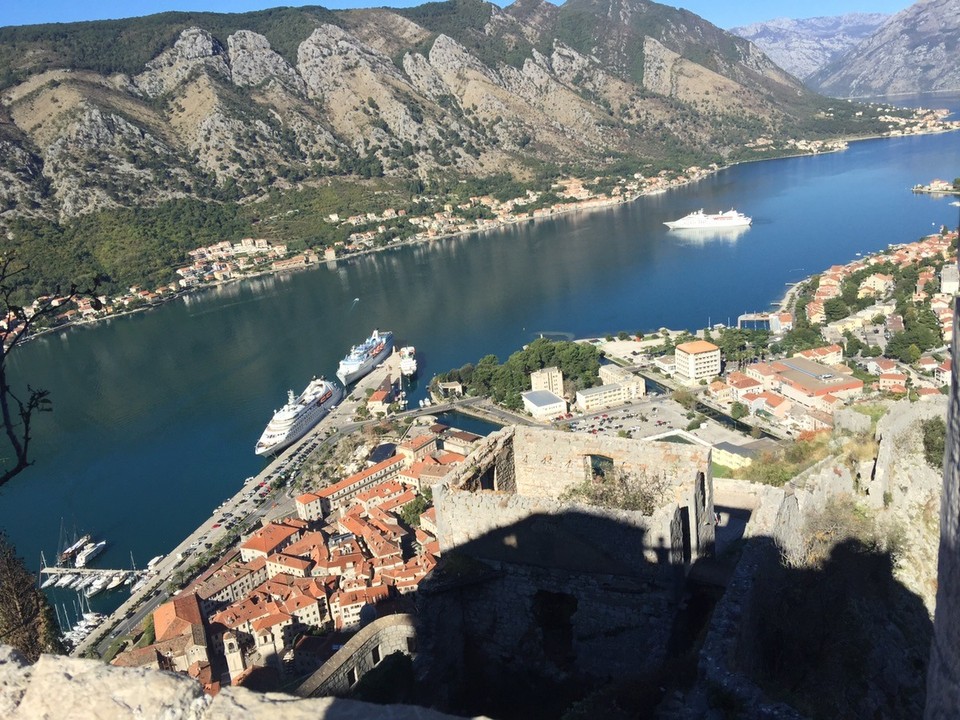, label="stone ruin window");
[372,645,381,665]
[585,454,616,483]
